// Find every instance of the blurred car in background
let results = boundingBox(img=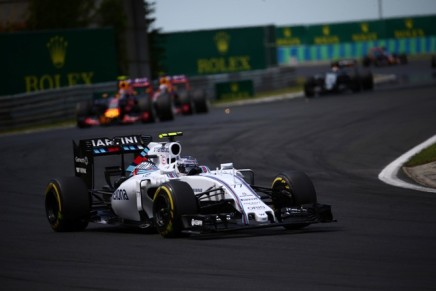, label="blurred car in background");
[76,78,157,128]
[362,47,407,67]
[76,75,209,128]
[155,75,209,119]
[304,59,373,98]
